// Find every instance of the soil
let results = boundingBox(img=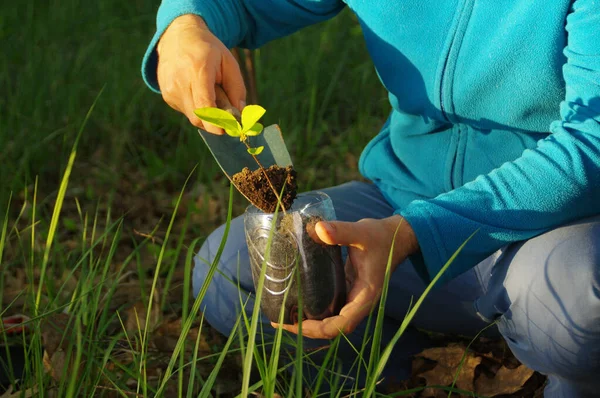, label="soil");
[232,165,297,213]
[295,216,346,320]
[246,213,346,324]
